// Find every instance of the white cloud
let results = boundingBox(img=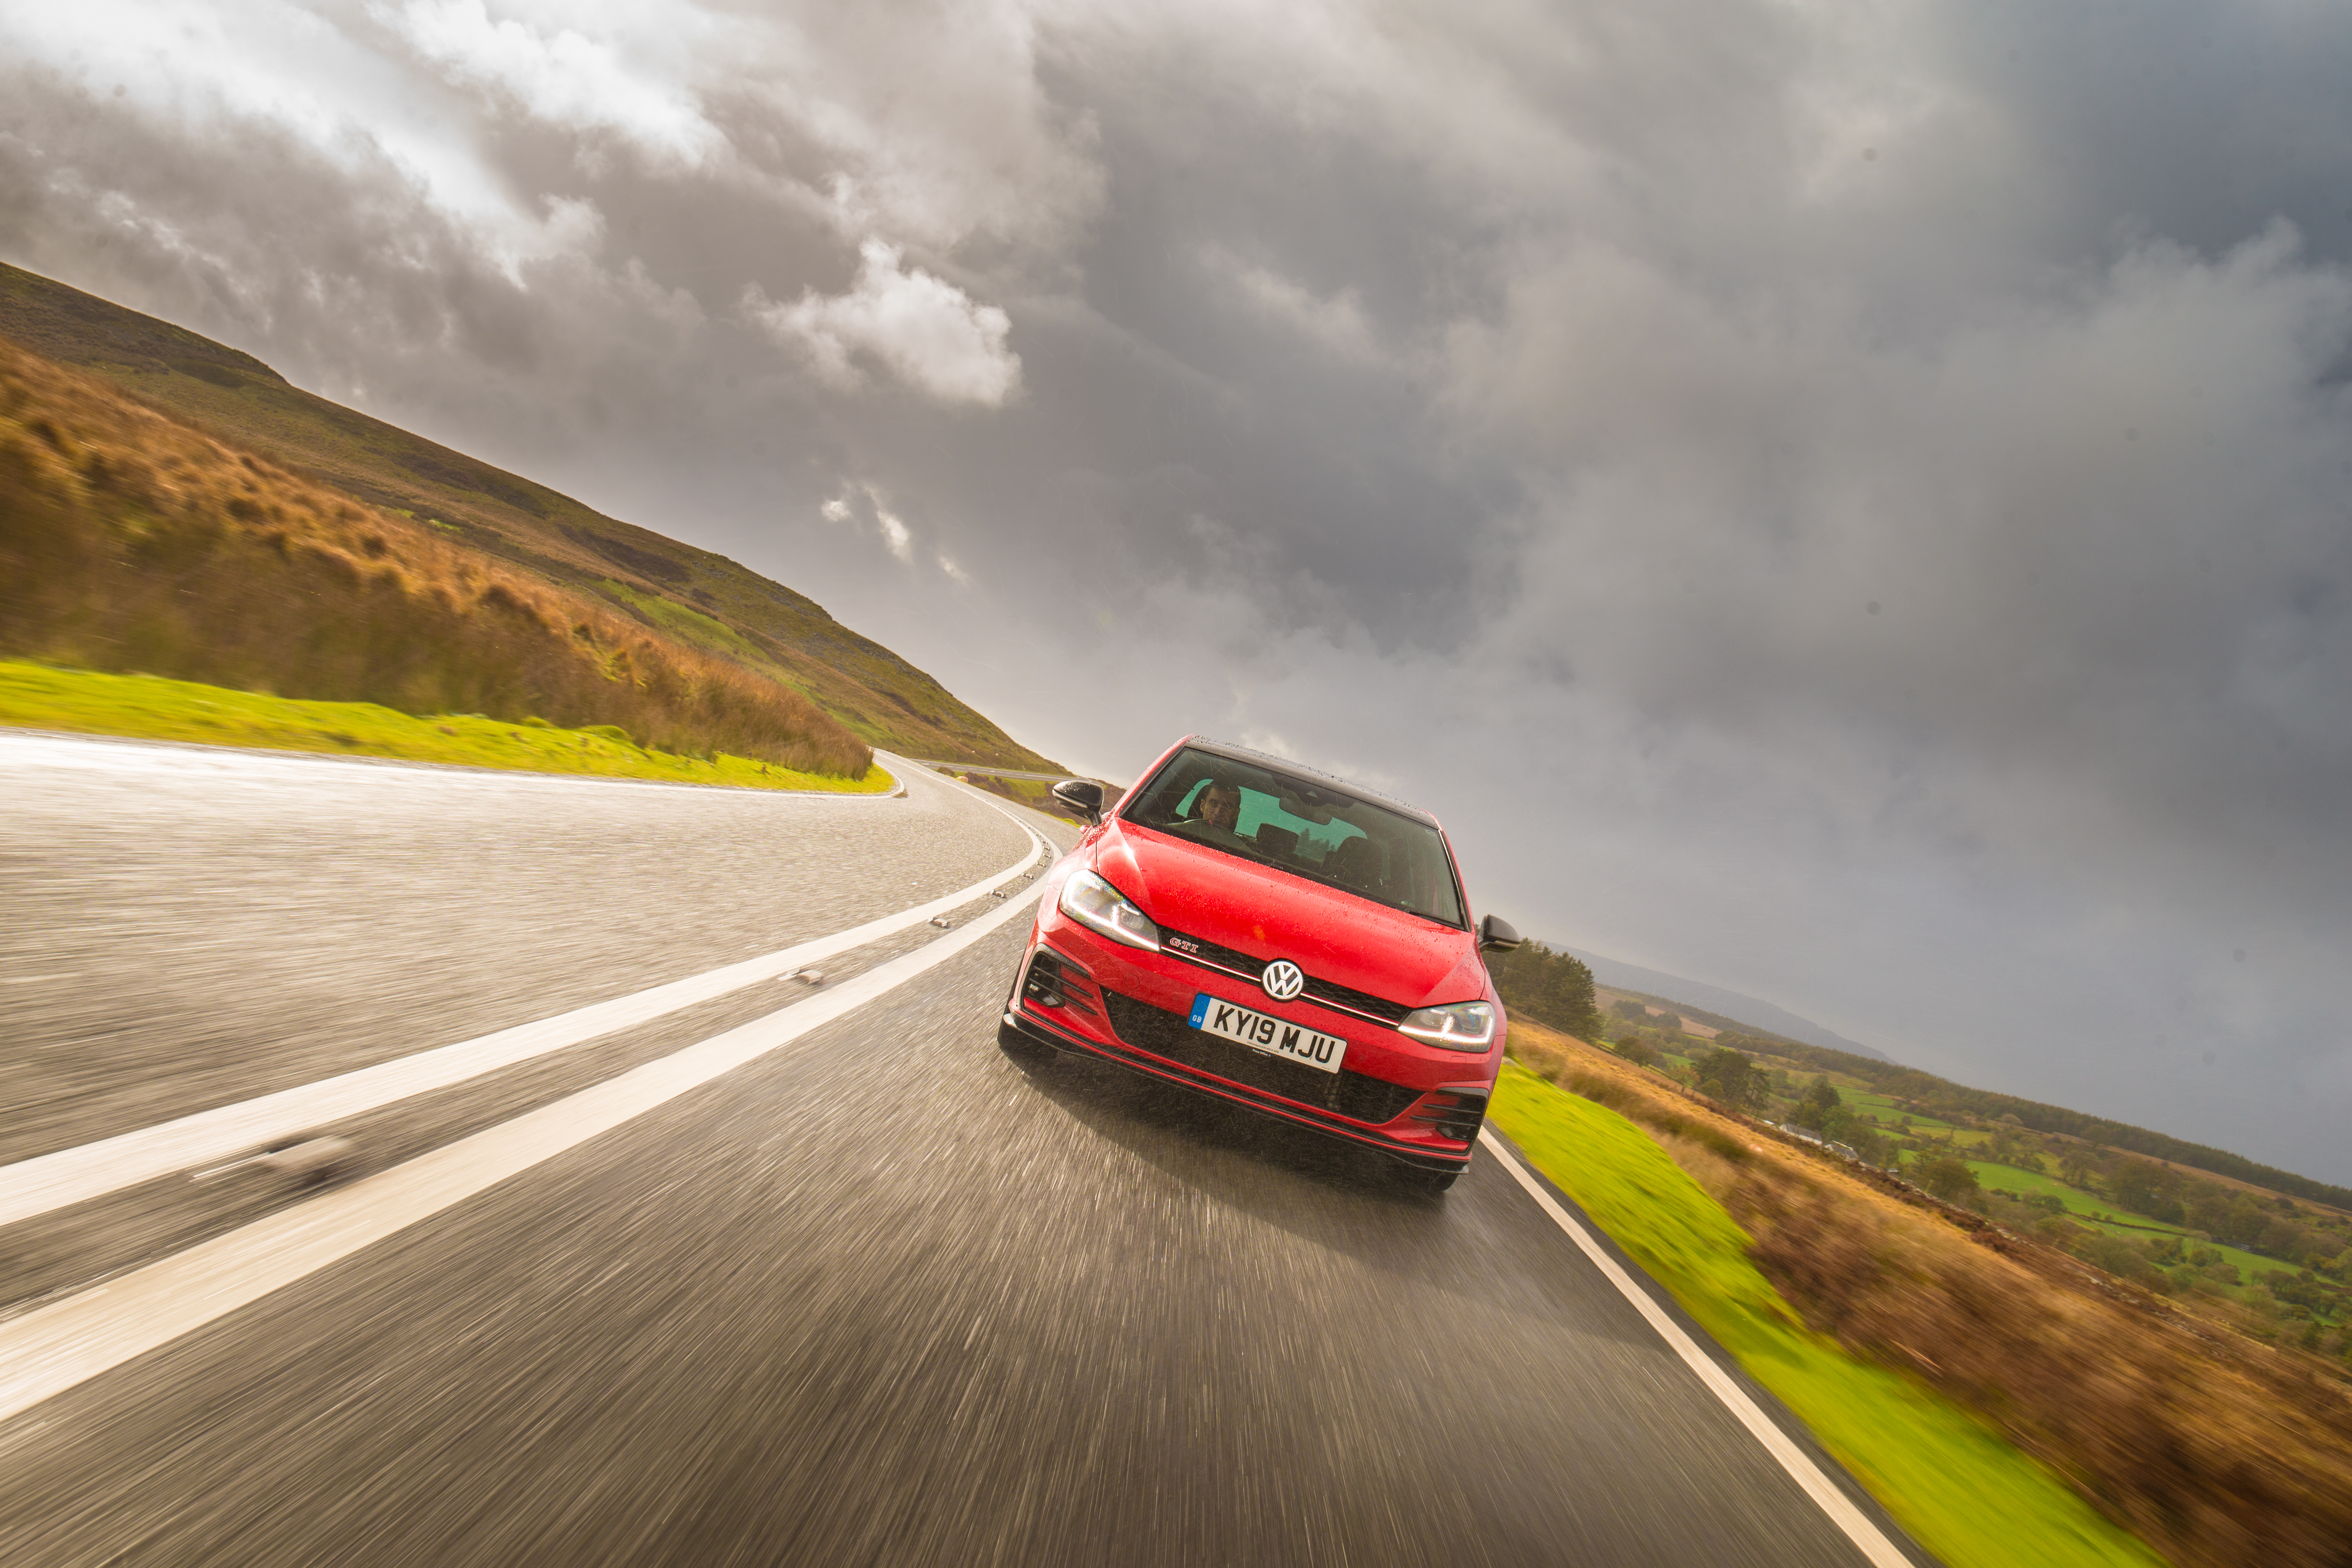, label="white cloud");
[747,239,1021,406]
[377,0,727,169]
[873,501,914,561]
[937,553,971,585]
[820,486,917,563]
[1222,255,1379,360]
